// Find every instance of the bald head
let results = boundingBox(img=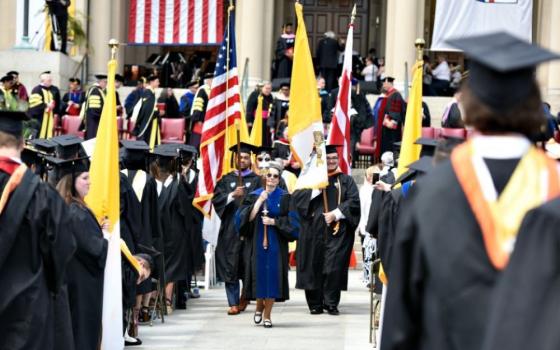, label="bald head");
[40,73,52,87]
